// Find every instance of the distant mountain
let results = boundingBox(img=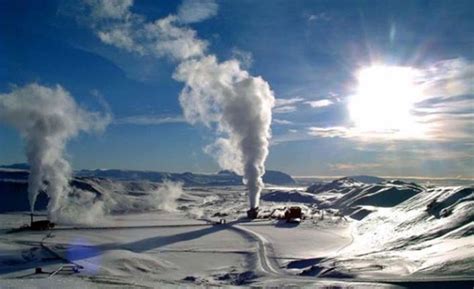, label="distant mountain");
[347,175,385,184]
[76,168,296,186]
[0,163,30,170]
[0,167,295,213]
[0,164,296,186]
[0,169,105,212]
[305,177,366,194]
[262,170,296,185]
[262,190,319,203]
